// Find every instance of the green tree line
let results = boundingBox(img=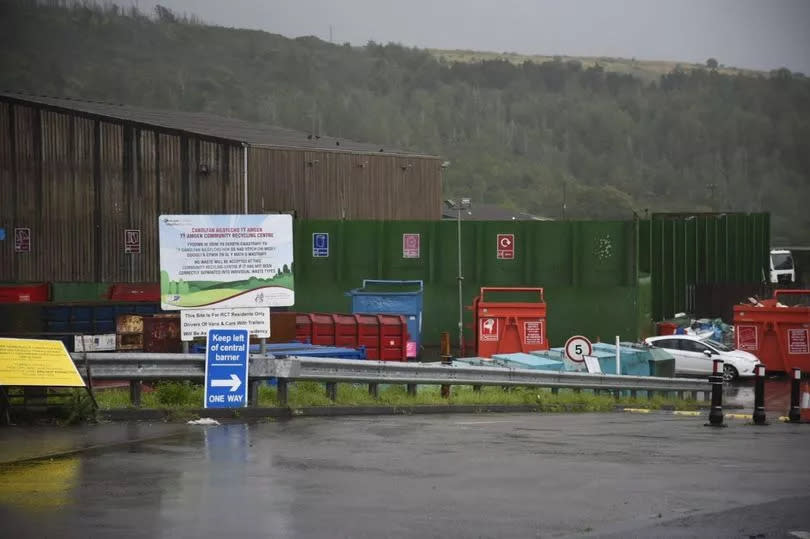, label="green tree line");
[1,1,808,242]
